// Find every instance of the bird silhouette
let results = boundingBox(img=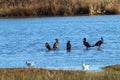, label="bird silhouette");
[94,37,104,46]
[83,38,92,50]
[94,37,104,50]
[53,39,59,50]
[45,42,52,50]
[66,40,71,52]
